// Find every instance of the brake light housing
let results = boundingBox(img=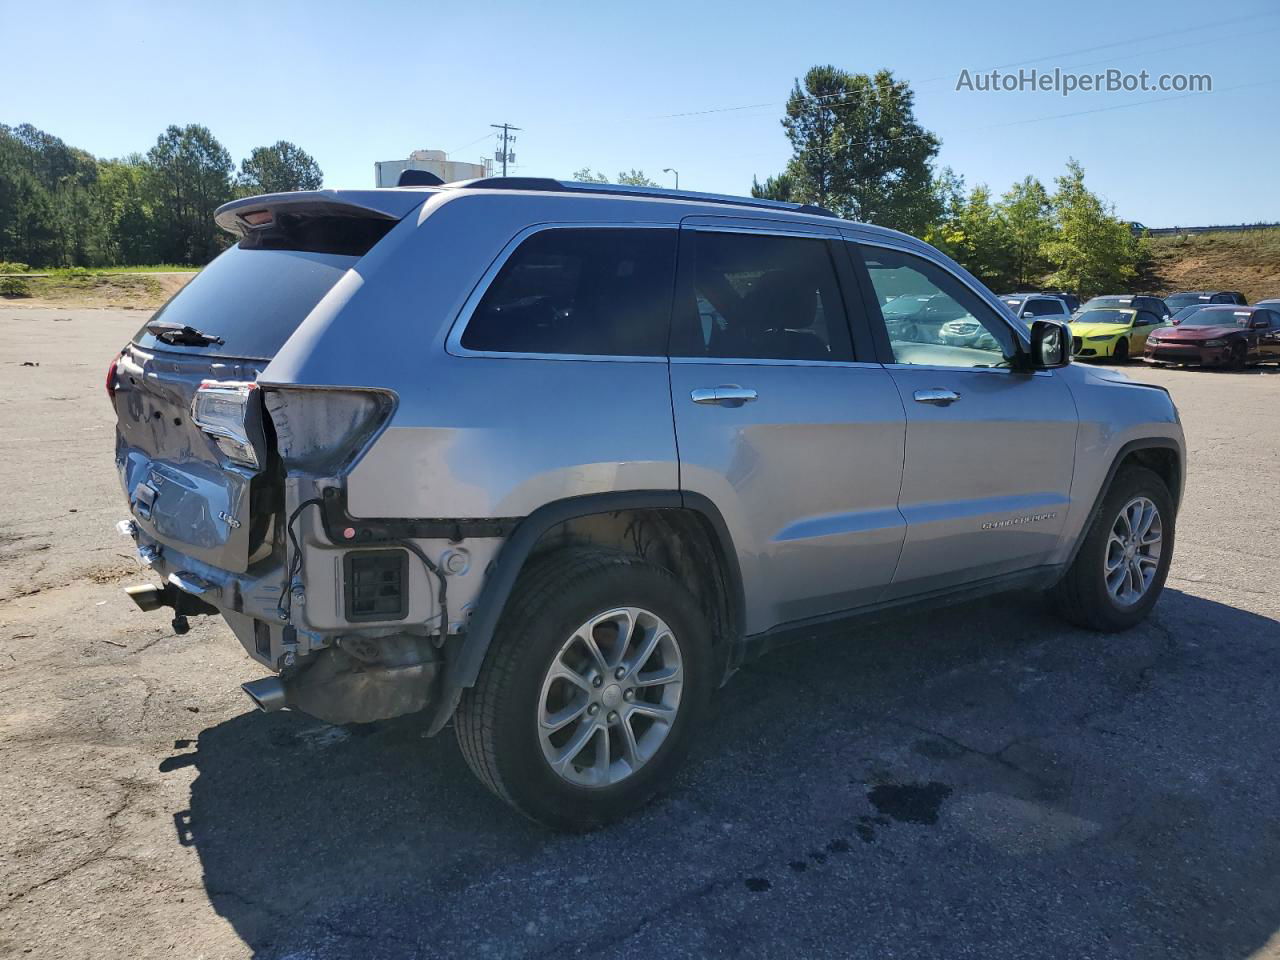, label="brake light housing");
[191,380,267,469]
[106,355,120,401]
